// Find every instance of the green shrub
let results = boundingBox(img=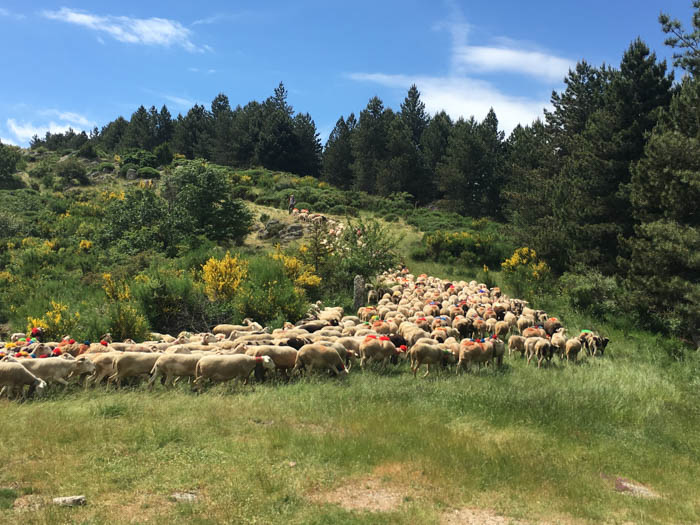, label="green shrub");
[0,142,21,183]
[106,301,150,341]
[55,157,88,185]
[98,162,114,172]
[78,141,98,159]
[559,267,626,319]
[137,166,160,178]
[29,159,55,179]
[233,256,307,325]
[119,163,139,177]
[121,149,158,169]
[154,142,173,166]
[232,184,253,200]
[131,269,214,334]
